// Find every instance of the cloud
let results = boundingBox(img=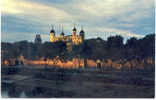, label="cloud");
[2,0,154,42]
[1,32,35,42]
[2,0,72,22]
[85,26,144,40]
